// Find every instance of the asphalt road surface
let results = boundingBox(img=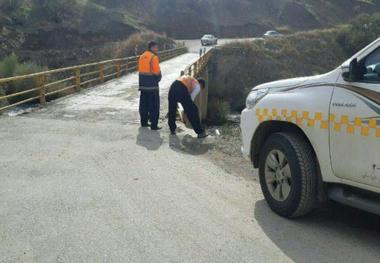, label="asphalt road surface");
[1,53,380,263]
[179,38,256,53]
